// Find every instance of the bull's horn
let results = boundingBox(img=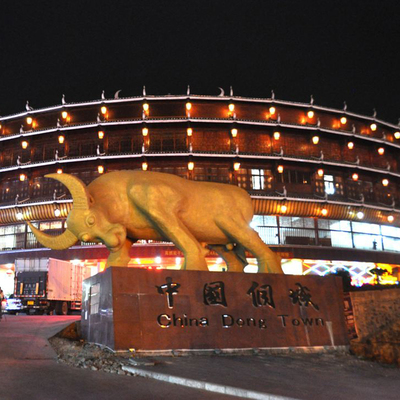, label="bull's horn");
[45,173,90,210]
[27,222,78,250]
